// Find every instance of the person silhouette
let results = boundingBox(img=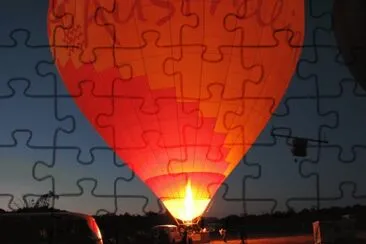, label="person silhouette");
[239,227,247,244]
[219,228,227,243]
